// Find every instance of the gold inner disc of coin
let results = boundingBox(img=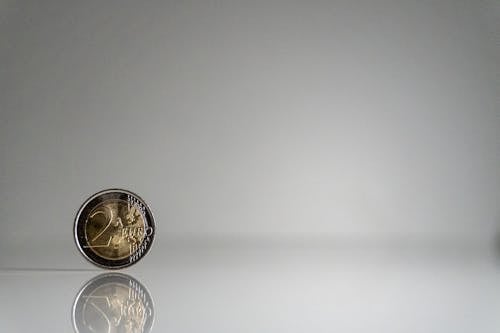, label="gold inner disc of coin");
[84,199,146,260]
